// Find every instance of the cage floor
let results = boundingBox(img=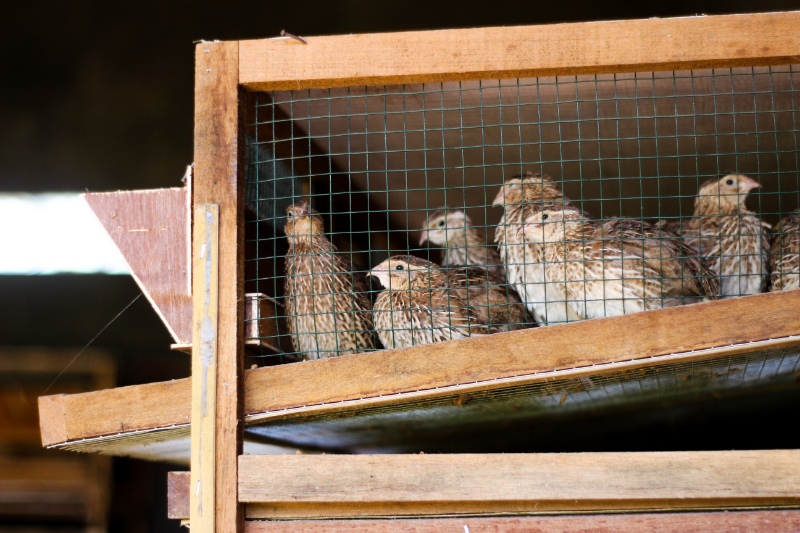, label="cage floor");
[42,290,800,462]
[245,343,800,453]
